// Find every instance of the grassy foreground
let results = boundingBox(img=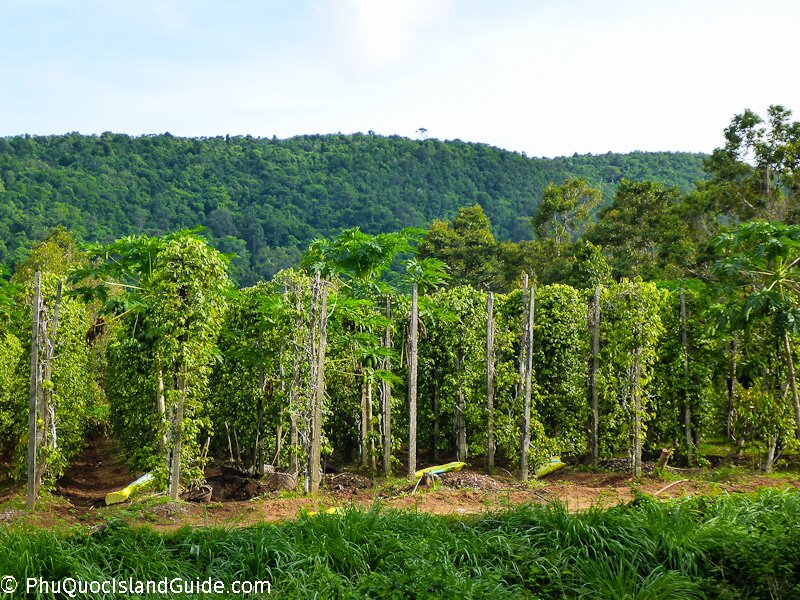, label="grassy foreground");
[1,490,799,599]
